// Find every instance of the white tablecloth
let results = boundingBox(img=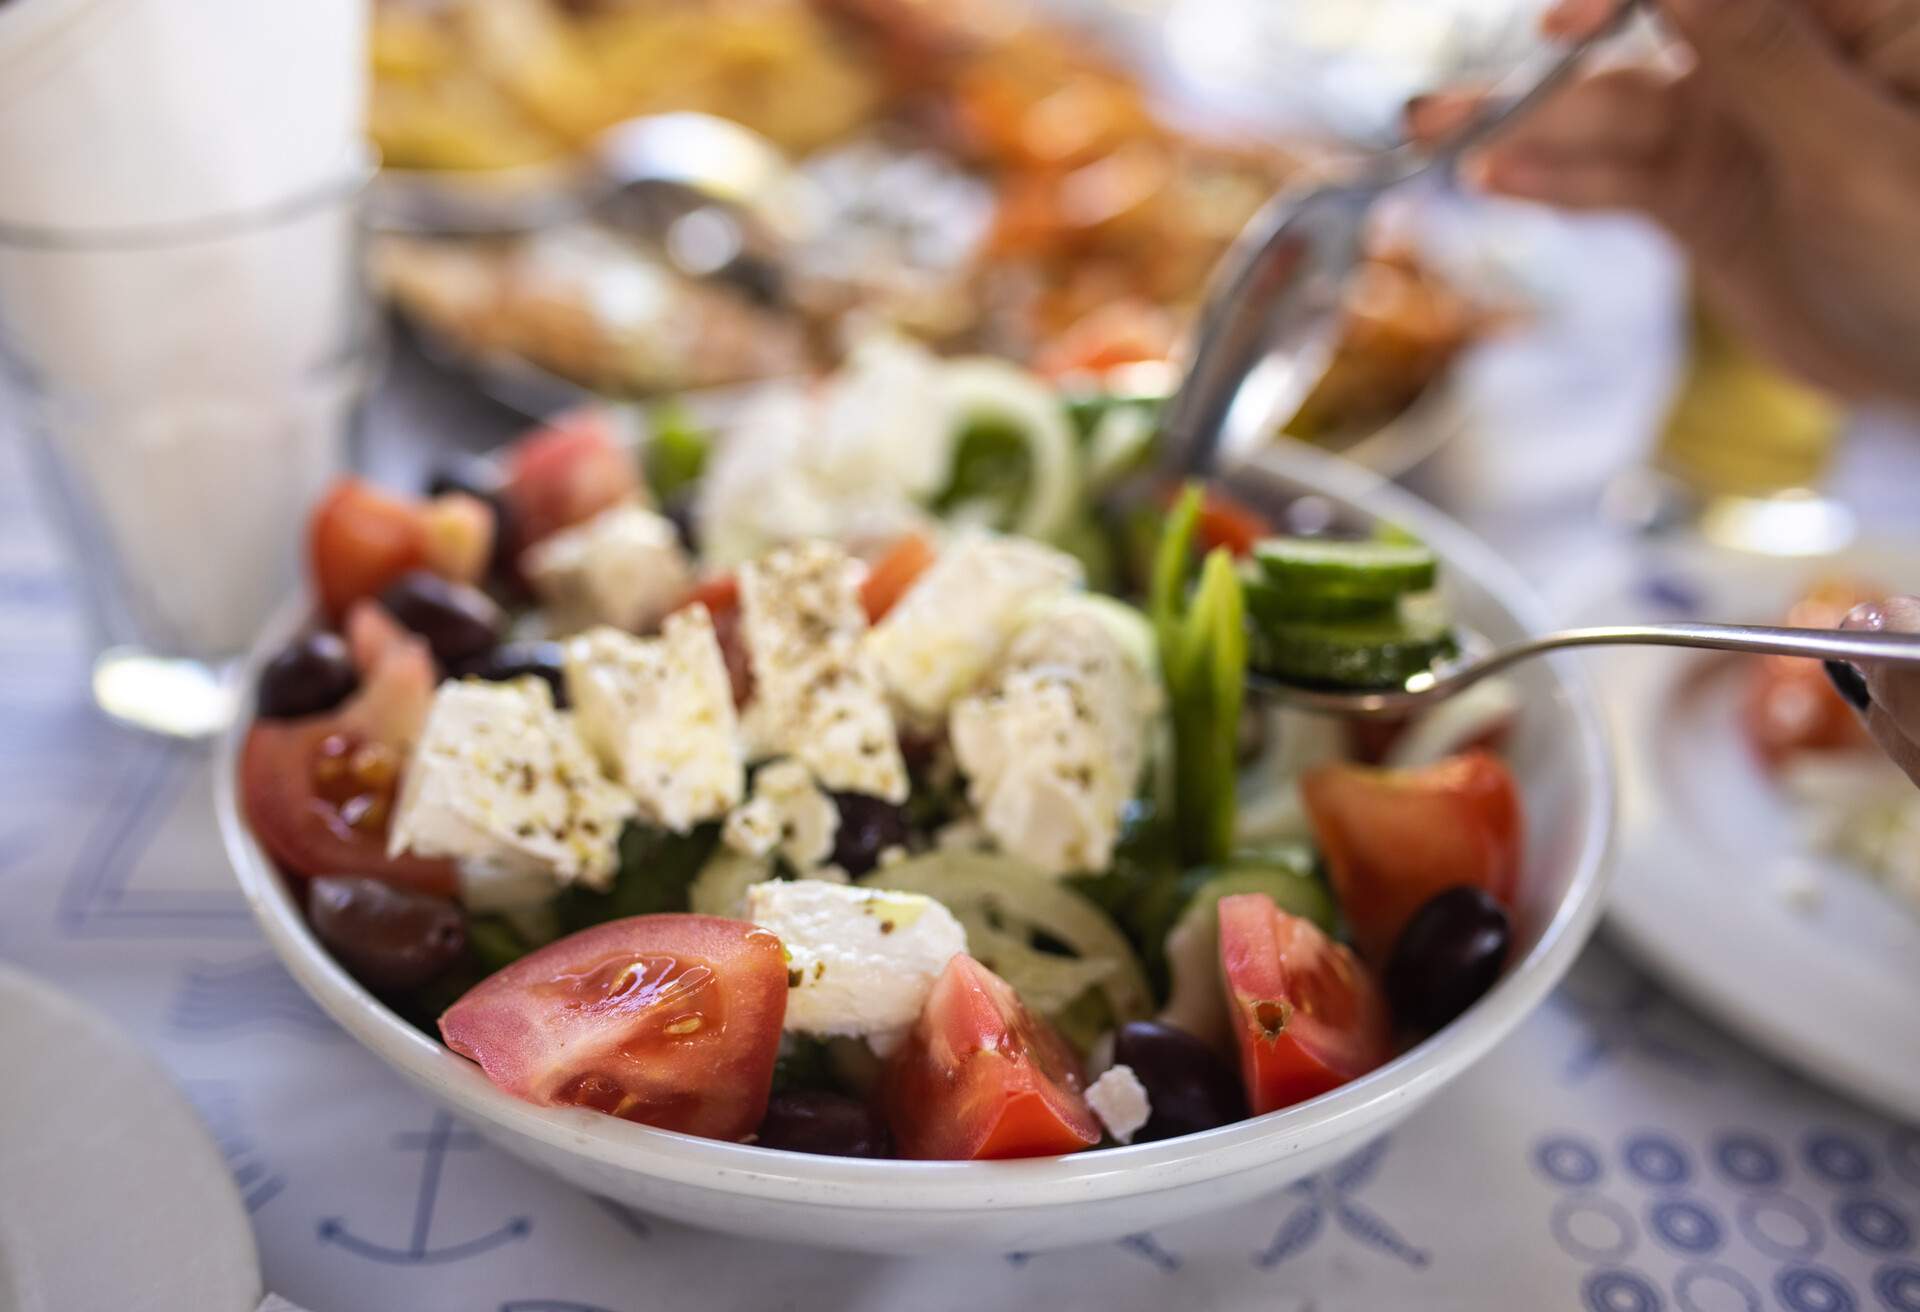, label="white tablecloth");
[6,341,1920,1311]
